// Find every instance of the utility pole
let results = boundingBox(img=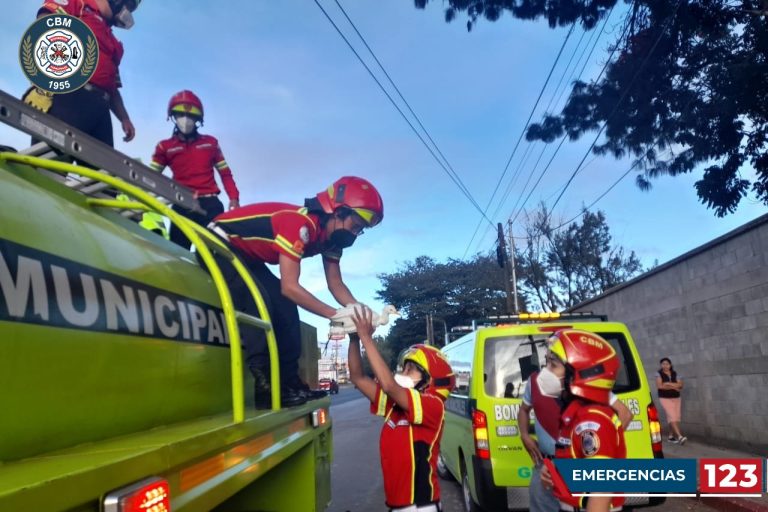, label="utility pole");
[508,219,520,314]
[425,314,433,345]
[498,222,513,314]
